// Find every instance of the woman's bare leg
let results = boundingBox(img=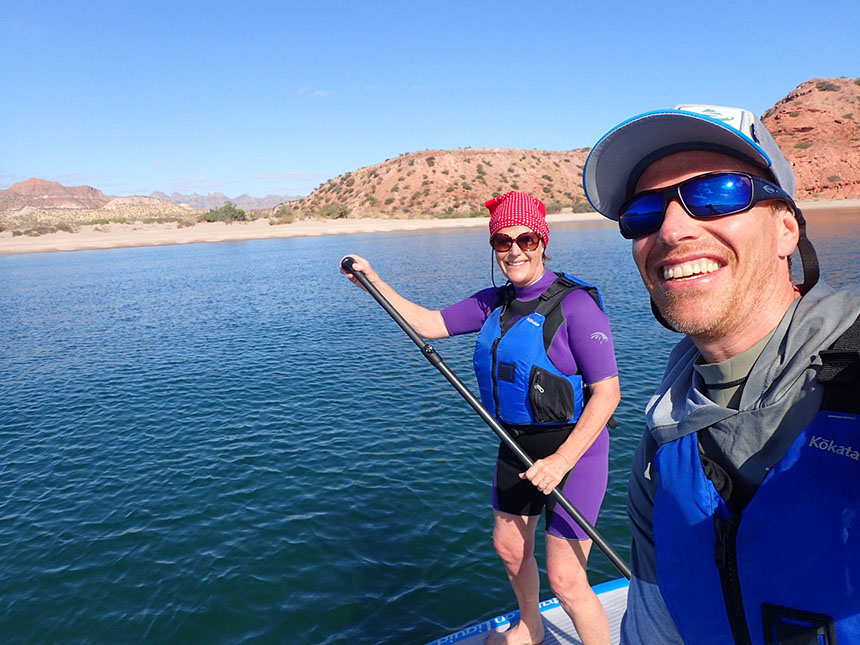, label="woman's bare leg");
[545,536,609,645]
[486,511,544,644]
